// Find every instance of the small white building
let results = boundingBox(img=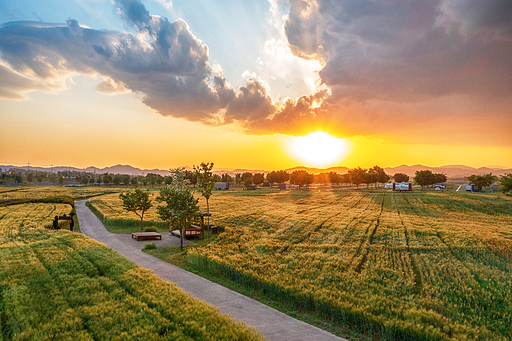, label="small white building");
[214,182,229,190]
